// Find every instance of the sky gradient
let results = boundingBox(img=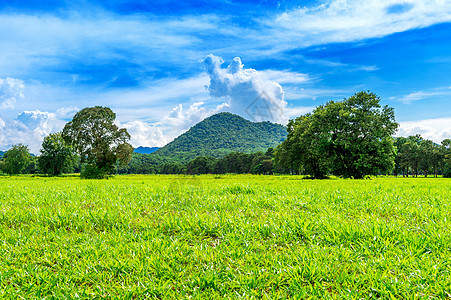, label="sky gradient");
[0,0,450,153]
